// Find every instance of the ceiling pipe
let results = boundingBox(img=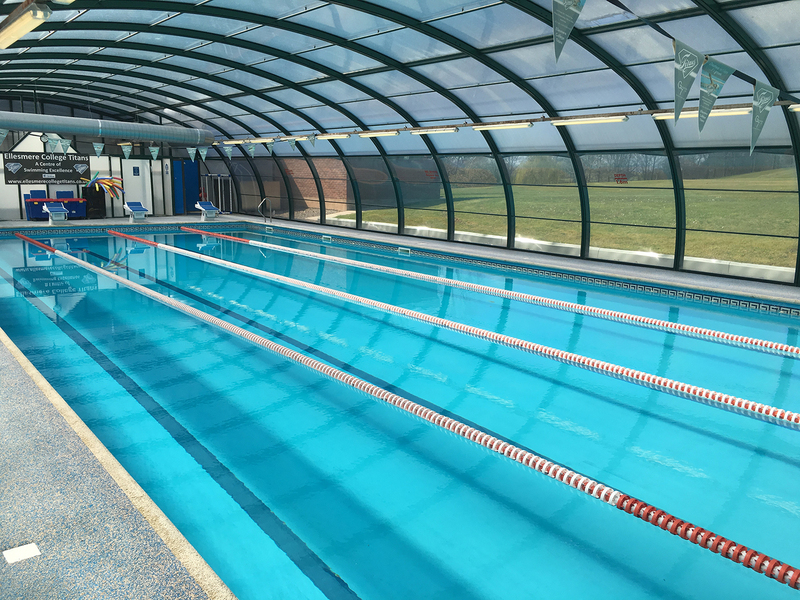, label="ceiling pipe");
[0,110,215,145]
